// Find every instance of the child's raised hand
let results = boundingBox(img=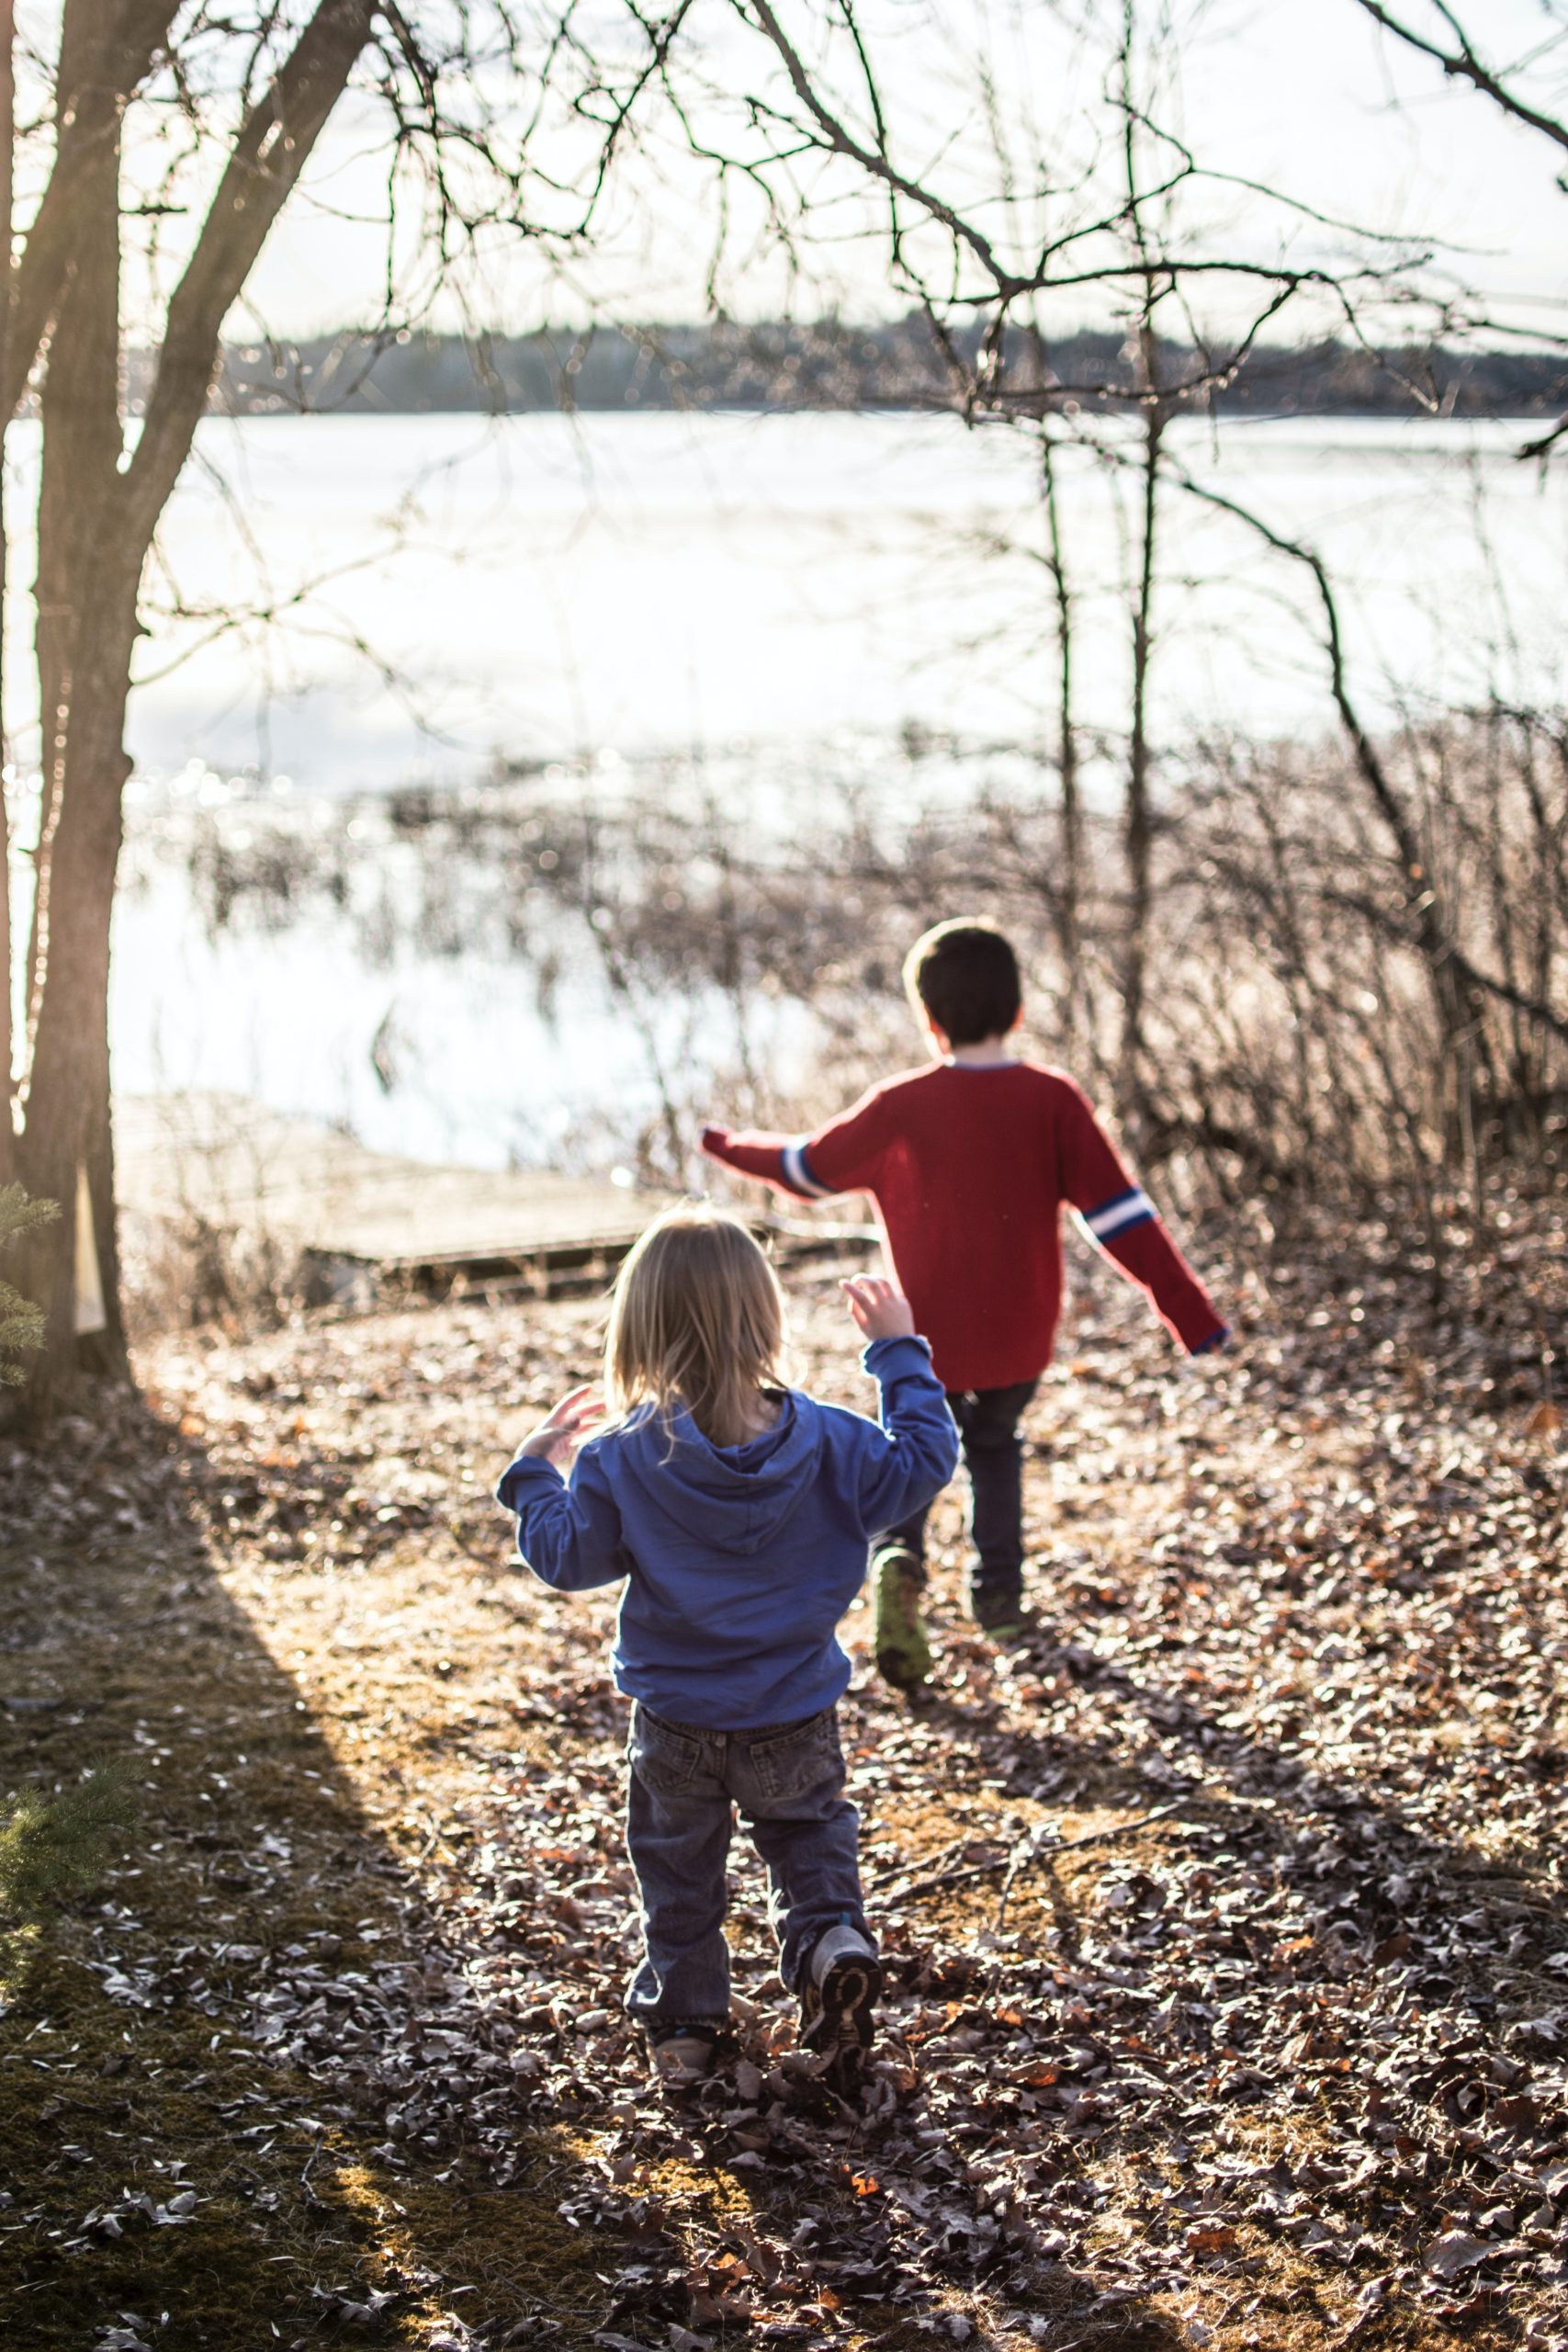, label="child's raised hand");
[840,1275,917,1342]
[516,1385,605,1467]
